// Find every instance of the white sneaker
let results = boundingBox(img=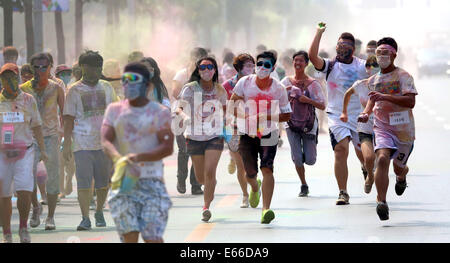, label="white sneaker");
[30,205,42,228]
[240,196,249,208]
[19,228,31,243]
[2,233,13,243]
[45,217,56,230]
